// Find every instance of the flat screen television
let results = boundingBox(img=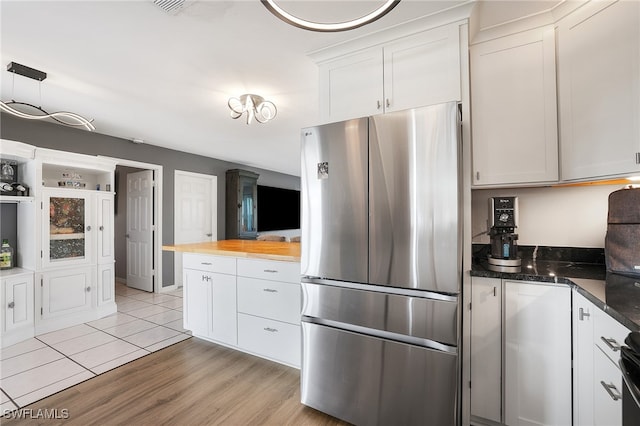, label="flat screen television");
[257,185,300,232]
